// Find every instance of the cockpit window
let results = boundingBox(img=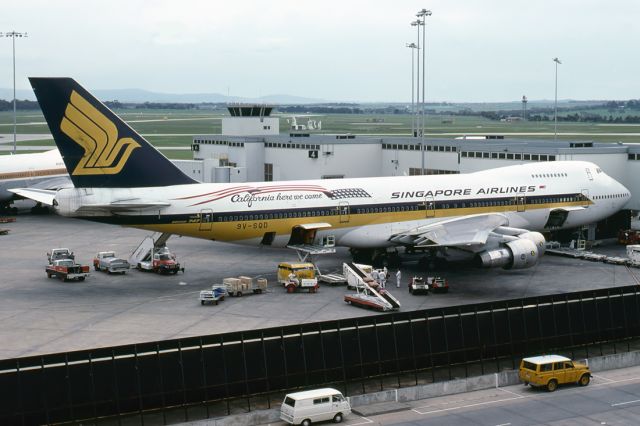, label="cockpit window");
[596,168,602,174]
[585,168,593,181]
